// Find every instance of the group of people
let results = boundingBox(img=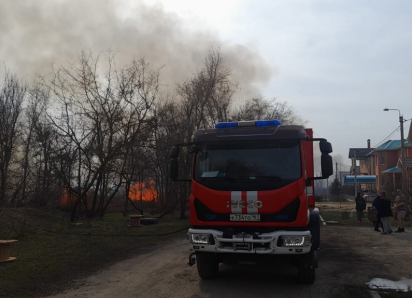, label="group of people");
[355,189,408,235]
